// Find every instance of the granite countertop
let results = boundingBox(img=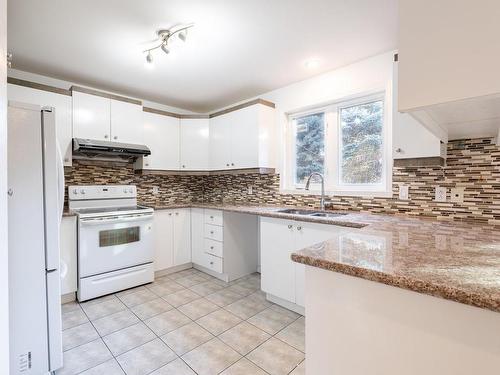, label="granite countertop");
[148,202,500,313]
